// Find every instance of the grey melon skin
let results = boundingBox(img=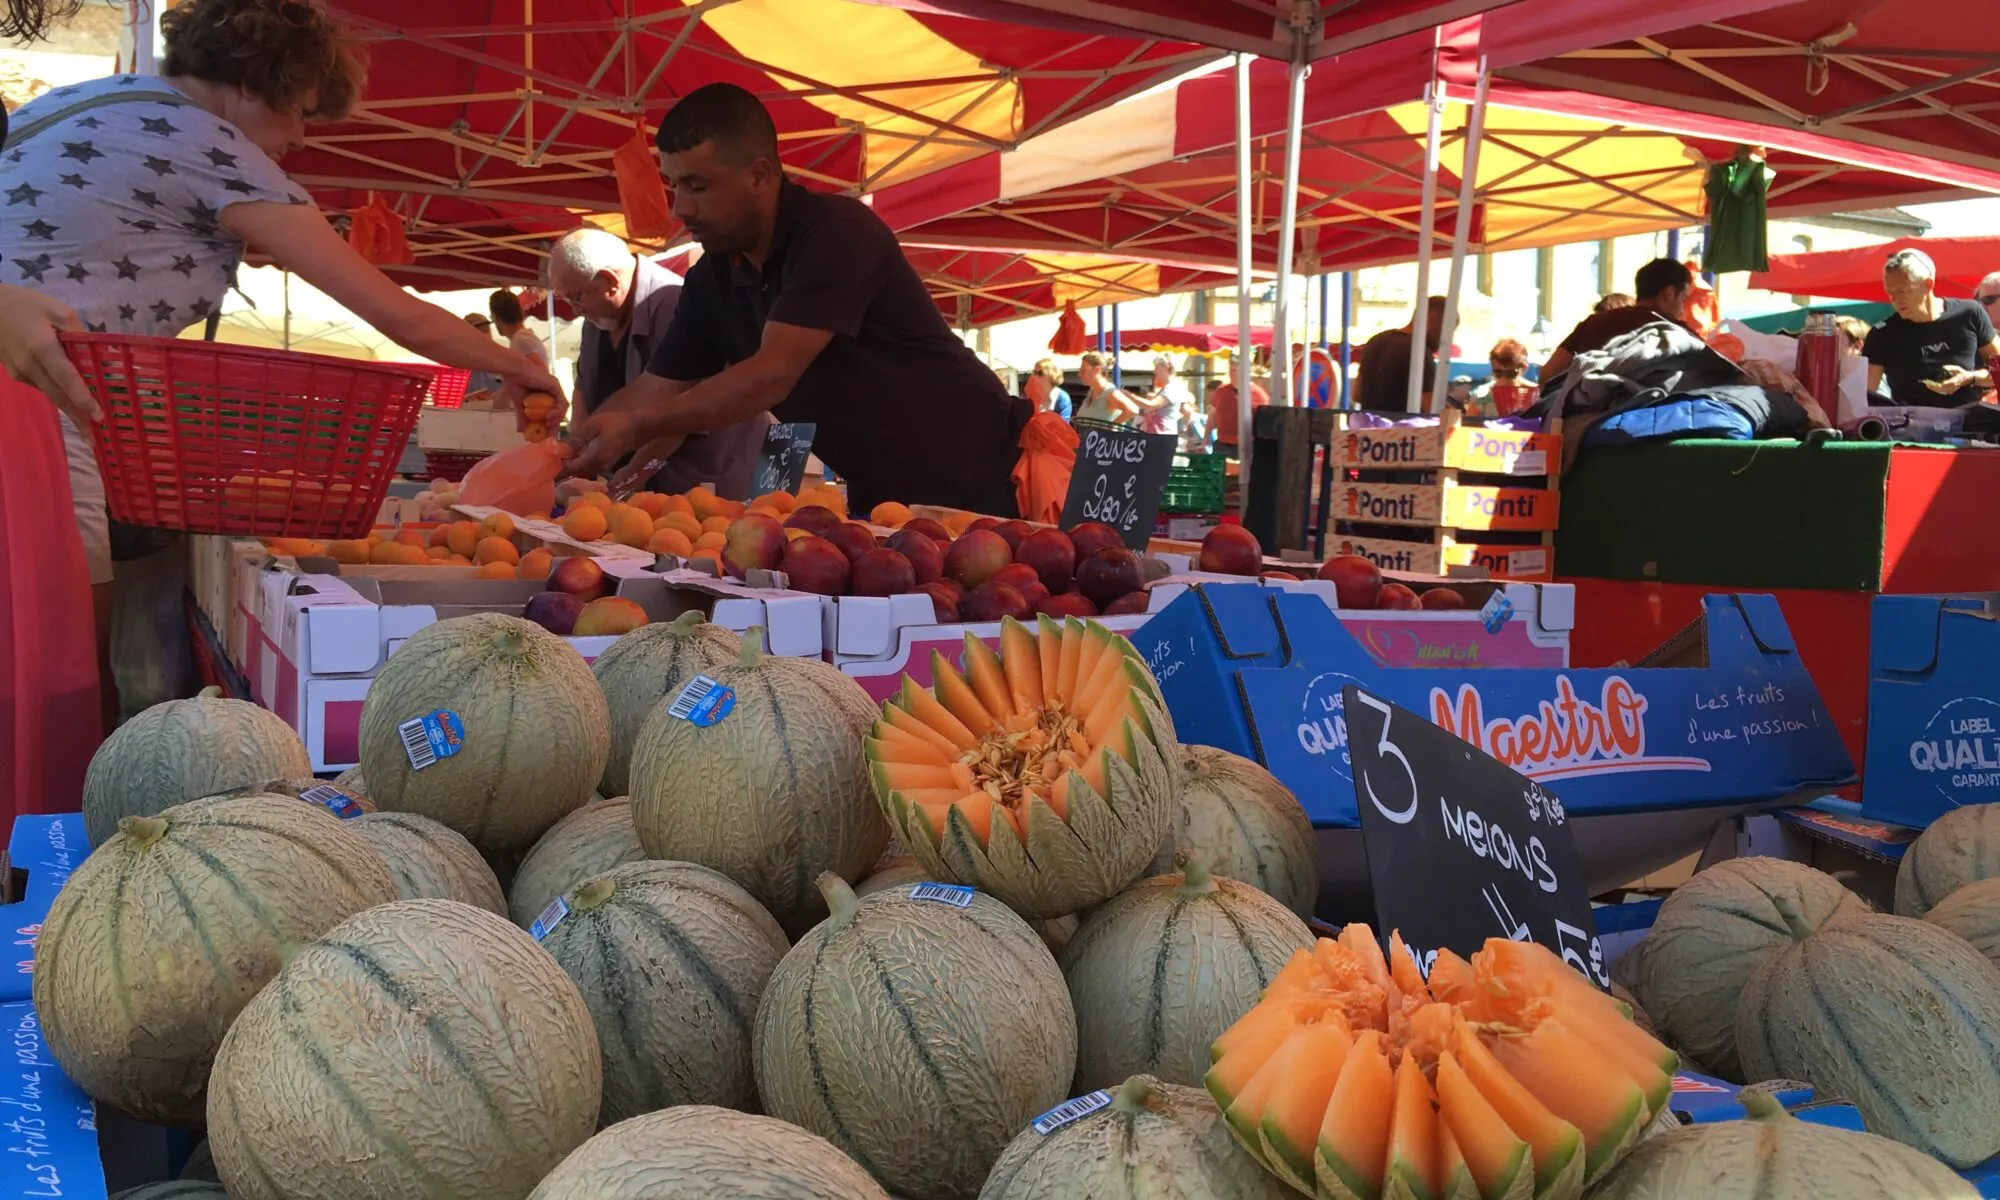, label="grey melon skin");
[527,1106,890,1199]
[349,810,507,915]
[1897,803,2000,917]
[83,690,311,846]
[1149,744,1319,920]
[510,798,651,927]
